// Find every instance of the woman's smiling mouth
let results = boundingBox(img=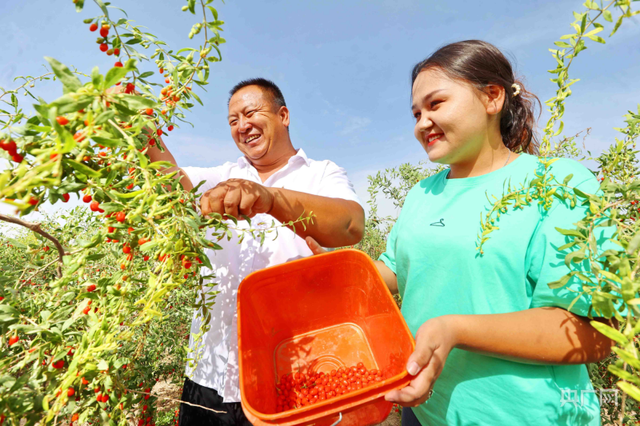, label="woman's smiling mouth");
[426,133,444,146]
